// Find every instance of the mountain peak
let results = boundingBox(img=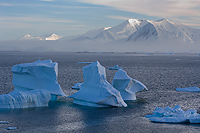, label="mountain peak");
[155,18,169,22]
[127,19,147,25]
[104,27,111,30]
